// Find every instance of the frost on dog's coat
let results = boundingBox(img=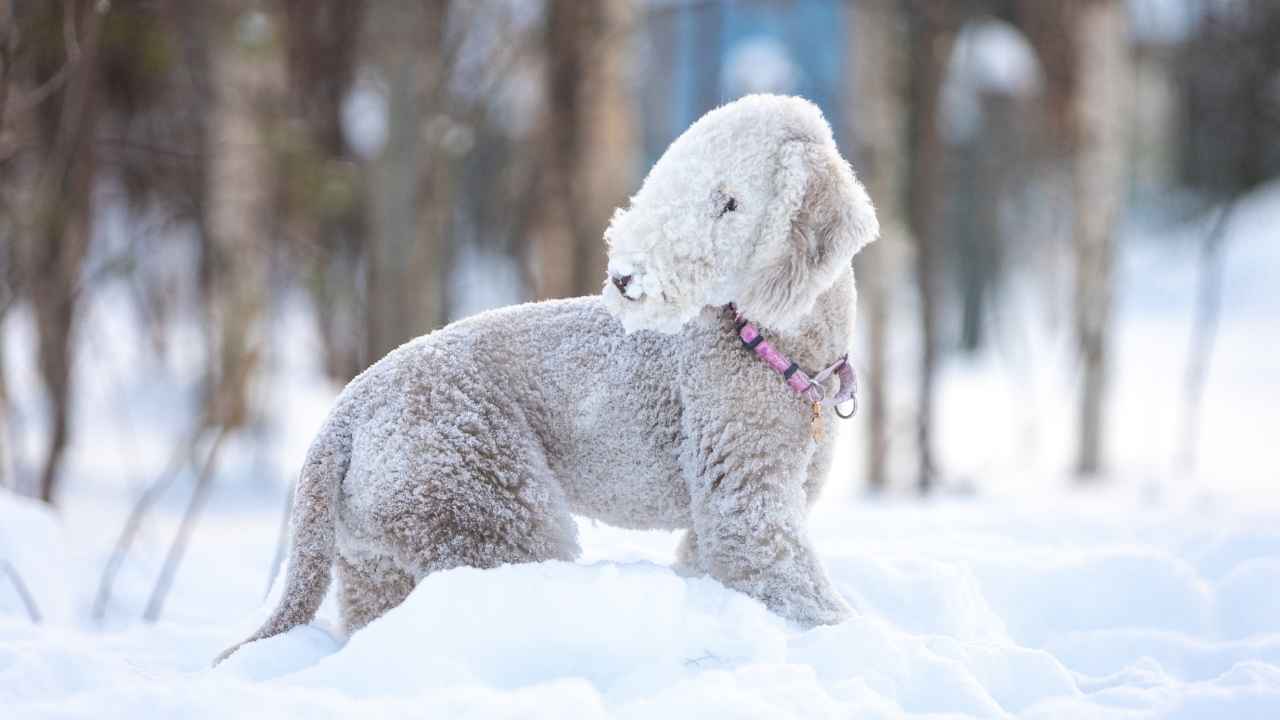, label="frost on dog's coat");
[215,95,878,663]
